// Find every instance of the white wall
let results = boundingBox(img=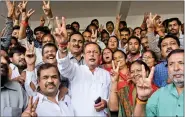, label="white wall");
[126,14,184,29]
[29,16,116,31]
